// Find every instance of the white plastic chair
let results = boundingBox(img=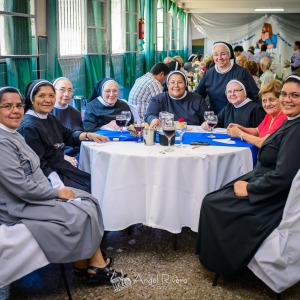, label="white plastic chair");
[0,224,72,299]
